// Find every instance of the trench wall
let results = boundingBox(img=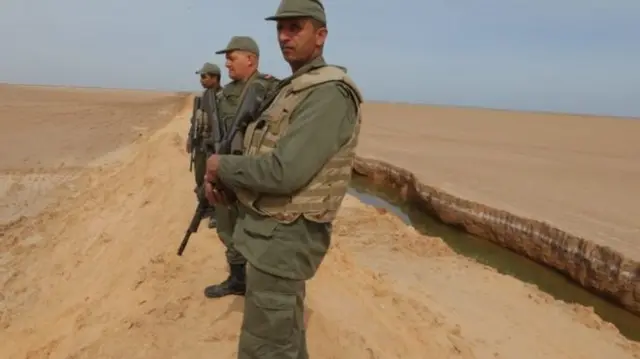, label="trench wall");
[352,156,640,316]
